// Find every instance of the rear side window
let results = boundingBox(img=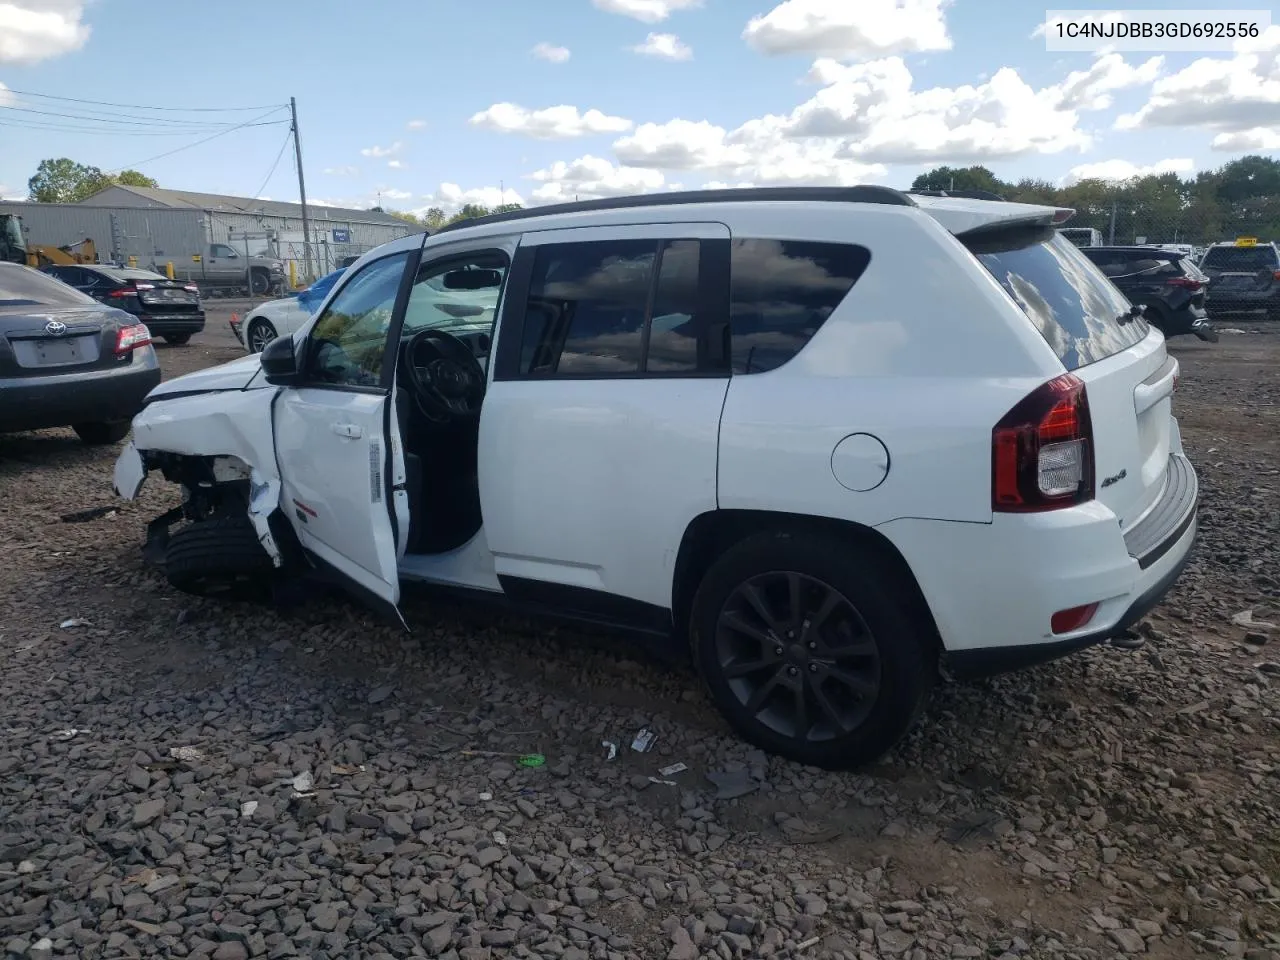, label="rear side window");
[971,228,1148,370]
[1201,246,1279,270]
[729,239,869,374]
[517,238,706,377]
[0,264,96,306]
